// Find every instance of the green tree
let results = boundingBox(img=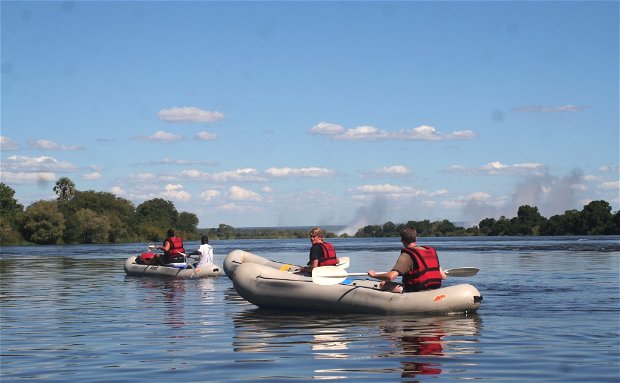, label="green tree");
[0,183,24,244]
[580,200,613,235]
[135,198,178,233]
[22,200,65,244]
[516,205,546,235]
[53,177,76,202]
[74,208,112,243]
[178,211,199,234]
